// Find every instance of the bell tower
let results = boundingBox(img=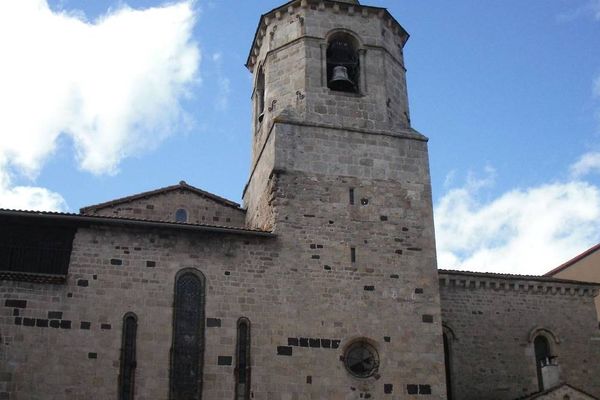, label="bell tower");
[243,0,446,398]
